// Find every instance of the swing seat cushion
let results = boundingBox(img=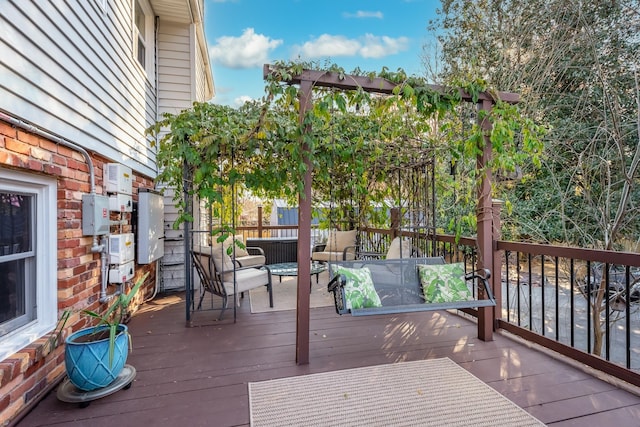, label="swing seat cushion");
[330,265,382,310]
[418,263,472,303]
